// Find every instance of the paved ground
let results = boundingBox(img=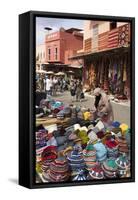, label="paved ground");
[52,90,130,127]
